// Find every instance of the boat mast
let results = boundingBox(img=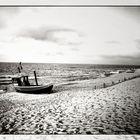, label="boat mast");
[34,71,38,86]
